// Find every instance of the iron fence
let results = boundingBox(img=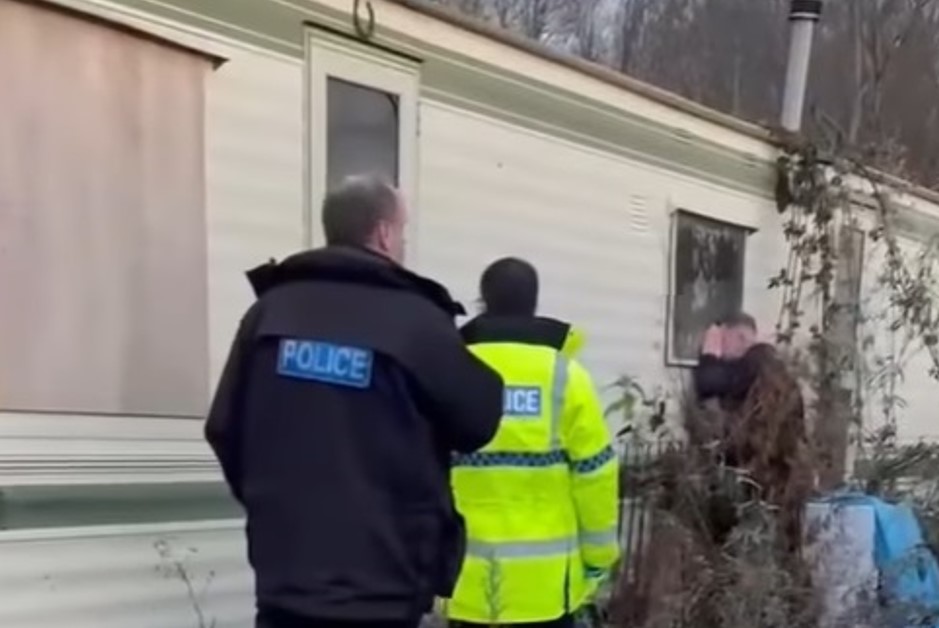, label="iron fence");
[616,440,686,592]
